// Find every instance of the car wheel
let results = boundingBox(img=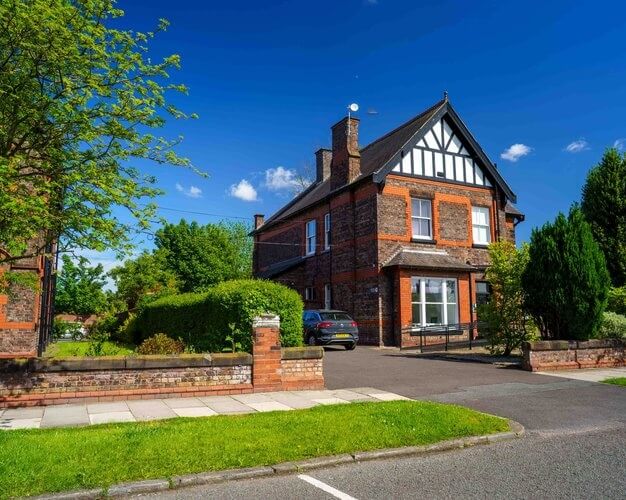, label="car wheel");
[307,335,317,346]
[345,342,356,351]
